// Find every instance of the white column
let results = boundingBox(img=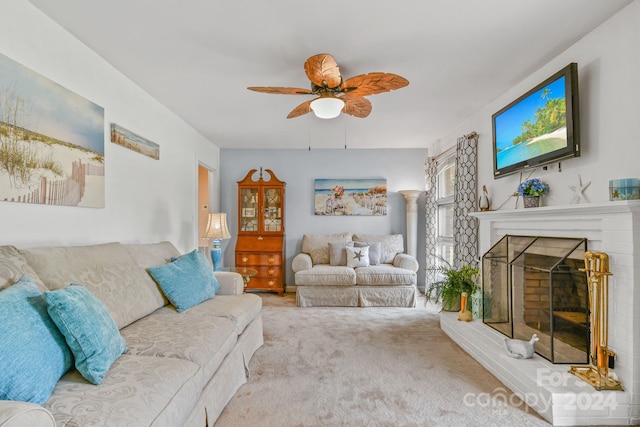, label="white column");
[399,190,422,258]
